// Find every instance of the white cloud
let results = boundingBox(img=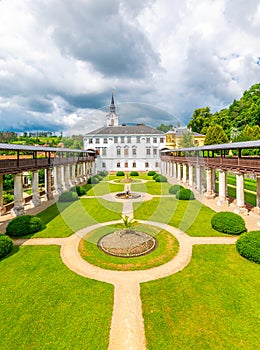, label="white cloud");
[0,0,259,134]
